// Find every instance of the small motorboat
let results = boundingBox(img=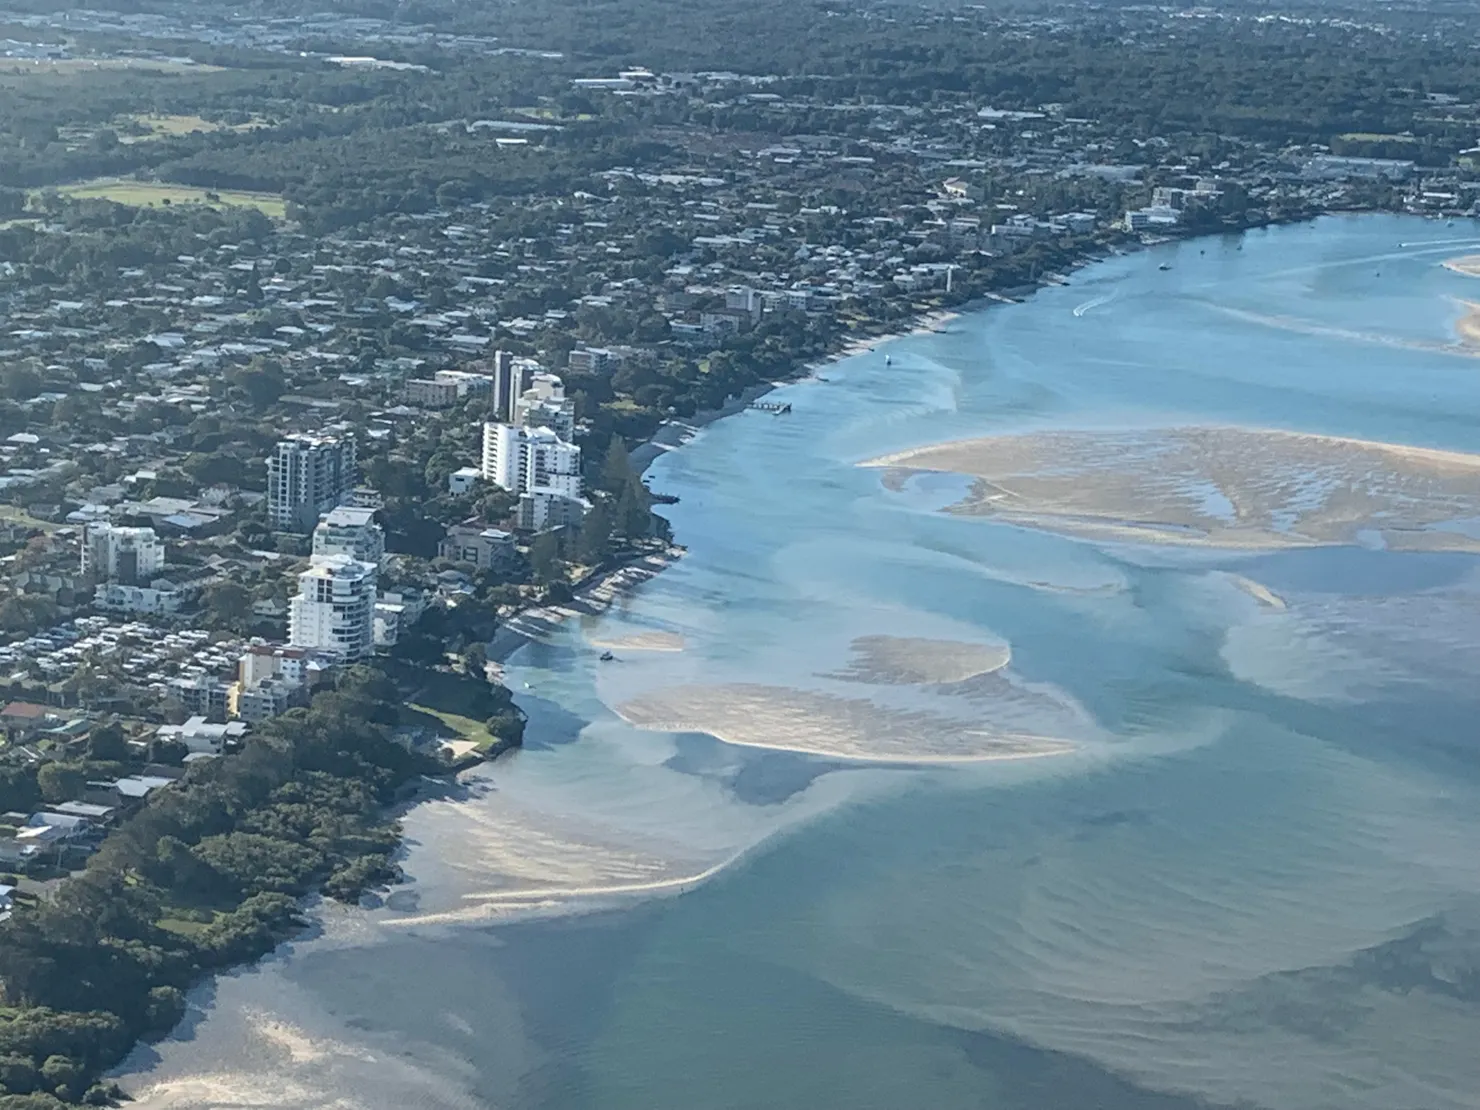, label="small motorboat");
[885,355,893,366]
[599,651,615,662]
[1158,263,1172,271]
